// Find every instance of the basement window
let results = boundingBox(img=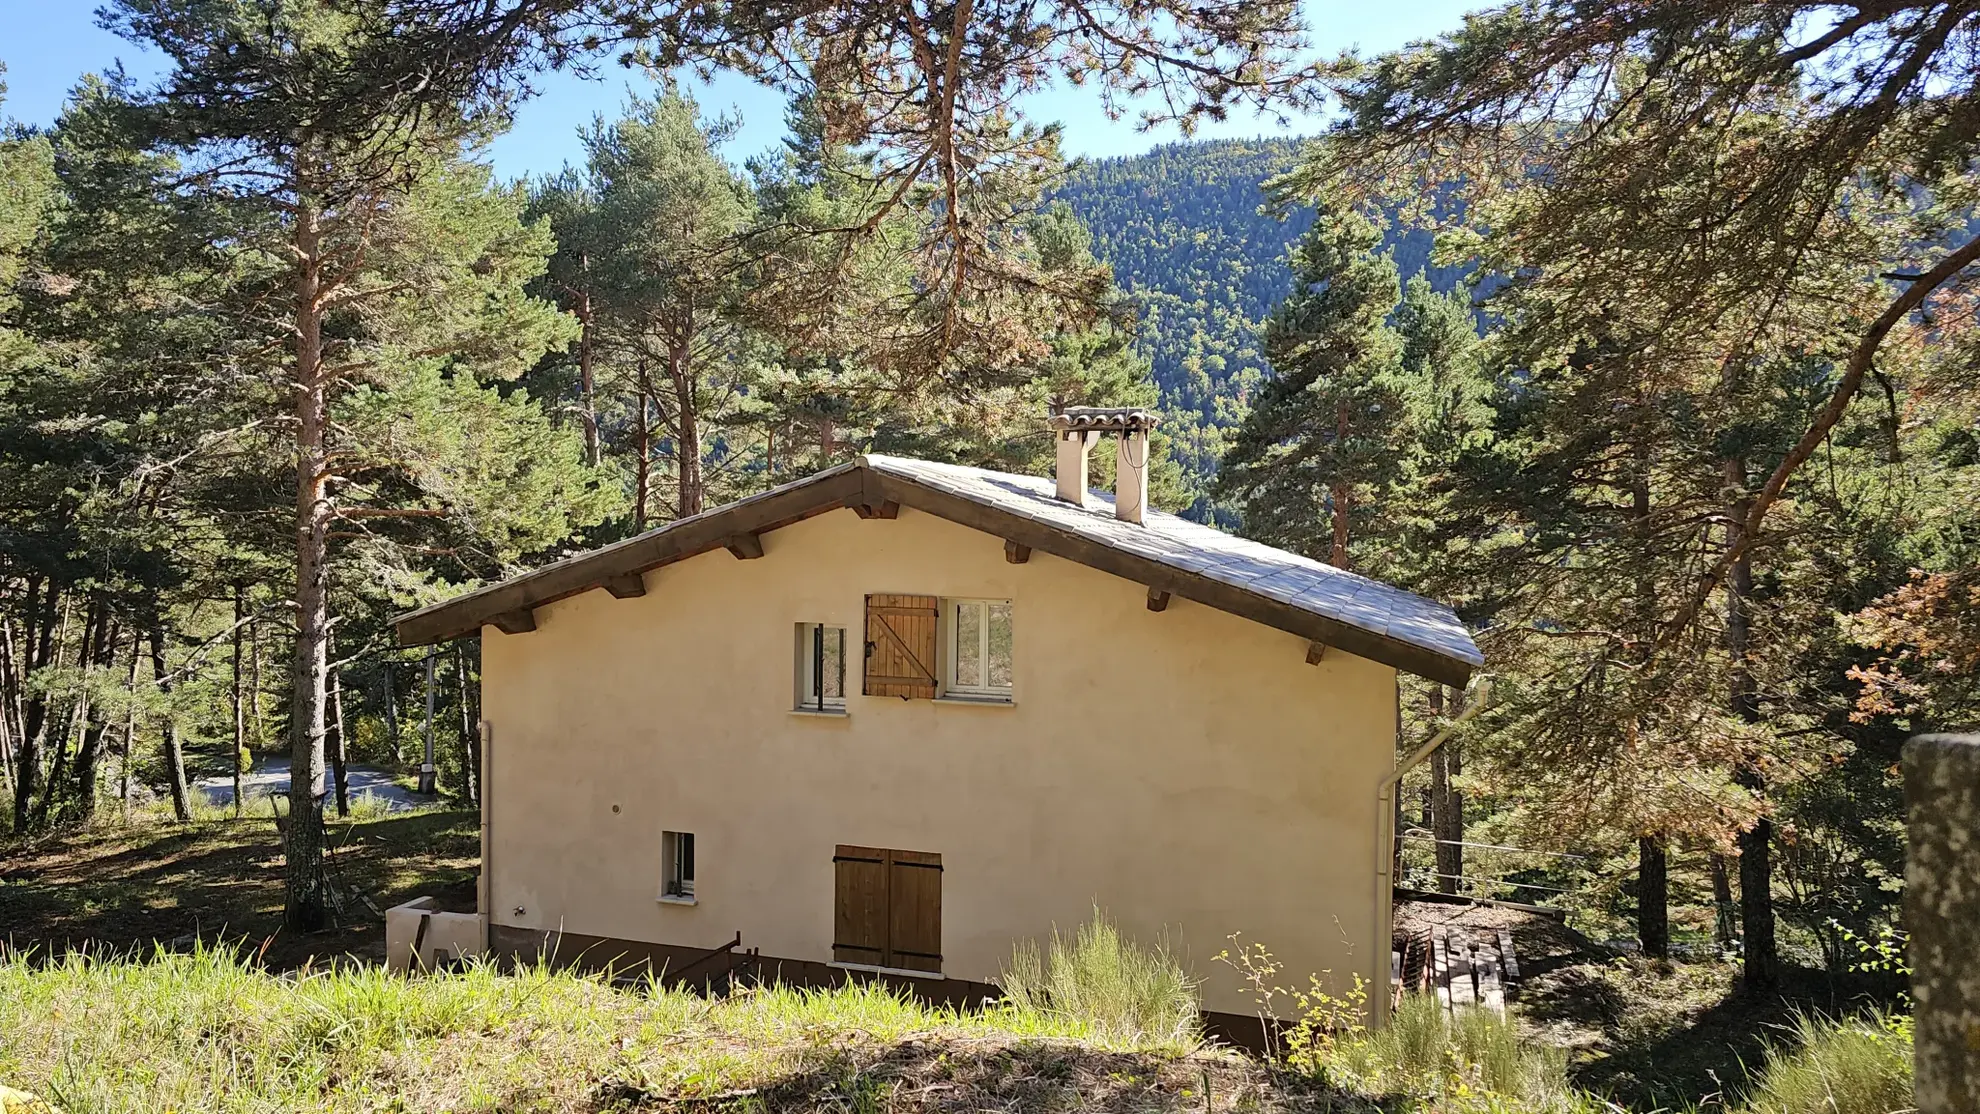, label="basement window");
[795,623,848,712]
[661,831,695,902]
[943,599,1013,701]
